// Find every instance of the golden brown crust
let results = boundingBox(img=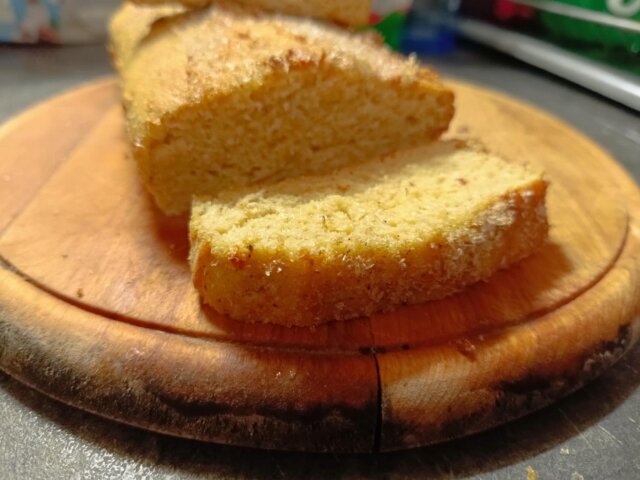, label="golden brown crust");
[109,2,187,72]
[128,0,372,26]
